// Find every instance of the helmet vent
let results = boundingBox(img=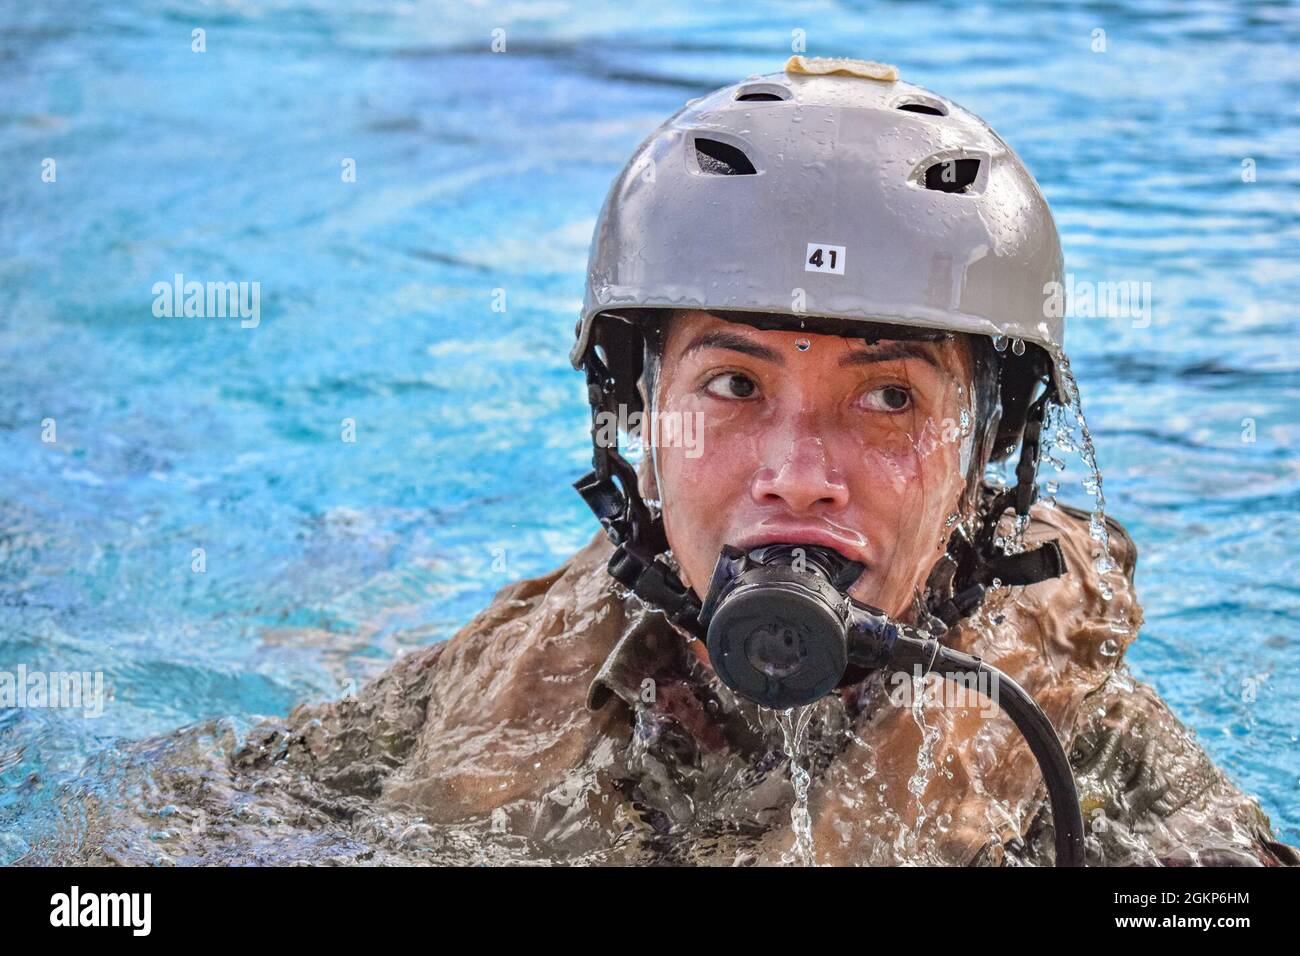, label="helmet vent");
[734,83,791,102]
[694,137,757,175]
[924,158,980,193]
[898,102,945,116]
